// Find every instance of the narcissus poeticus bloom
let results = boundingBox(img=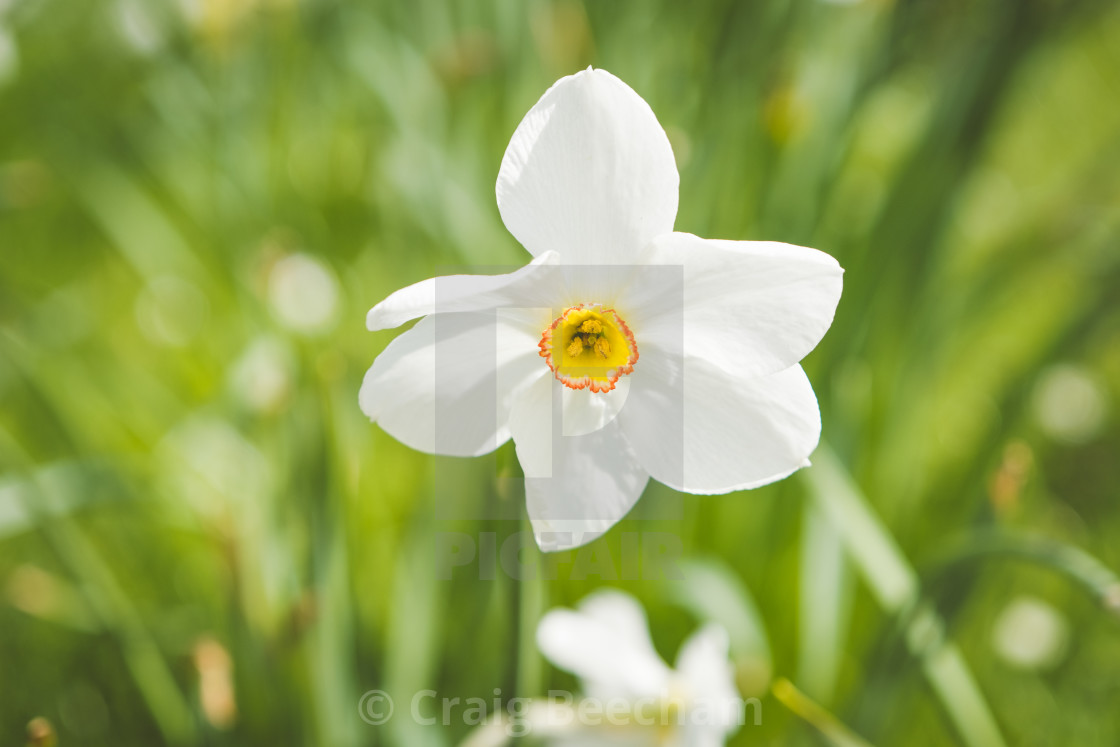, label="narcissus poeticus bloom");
[537,589,745,745]
[360,68,842,551]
